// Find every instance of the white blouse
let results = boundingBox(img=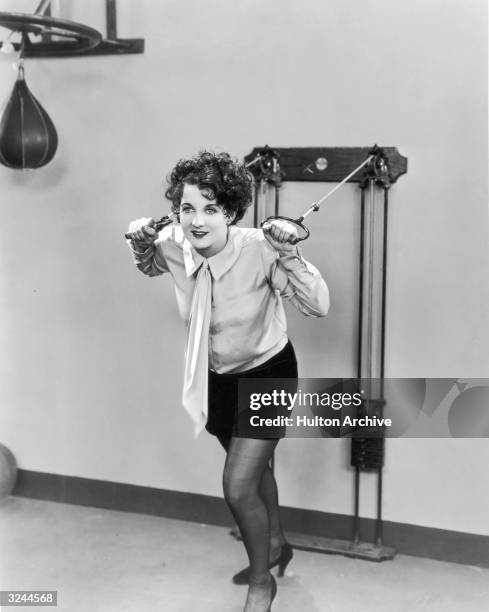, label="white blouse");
[128,224,330,374]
